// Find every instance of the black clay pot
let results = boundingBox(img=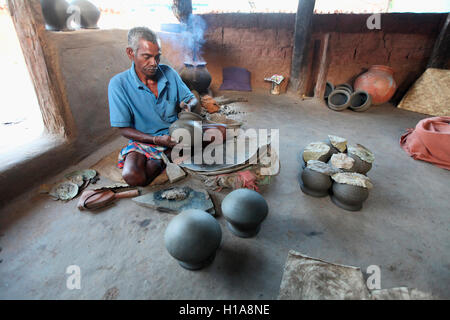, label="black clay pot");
[349,90,372,112]
[179,62,212,94]
[221,189,269,238]
[336,83,353,94]
[41,0,70,31]
[347,153,372,174]
[324,81,334,100]
[331,182,369,212]
[164,209,222,270]
[300,167,332,198]
[327,90,351,111]
[70,0,100,29]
